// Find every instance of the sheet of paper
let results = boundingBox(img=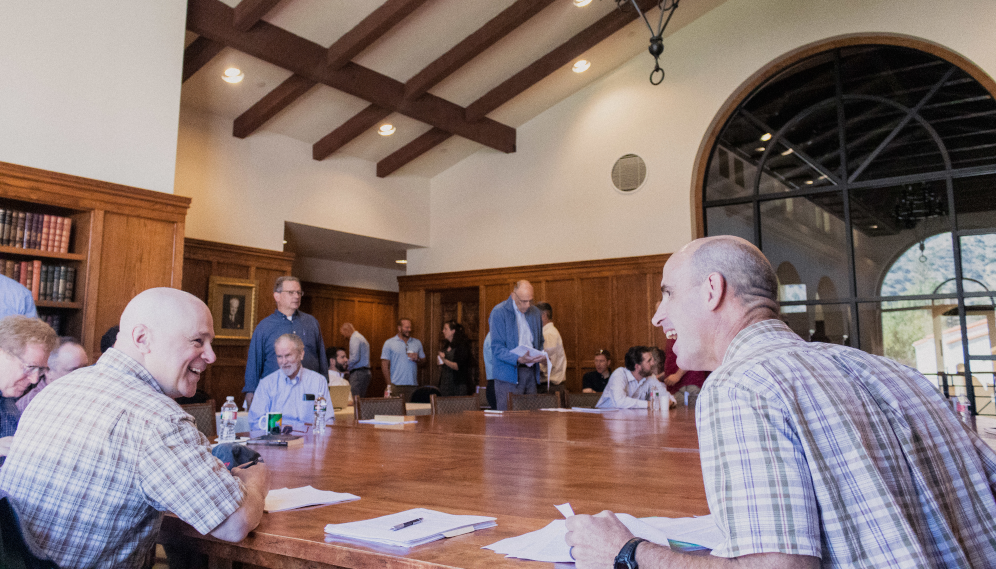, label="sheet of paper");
[324,507,497,548]
[264,486,360,512]
[641,515,724,549]
[509,345,550,370]
[357,419,418,425]
[555,503,574,518]
[485,514,668,563]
